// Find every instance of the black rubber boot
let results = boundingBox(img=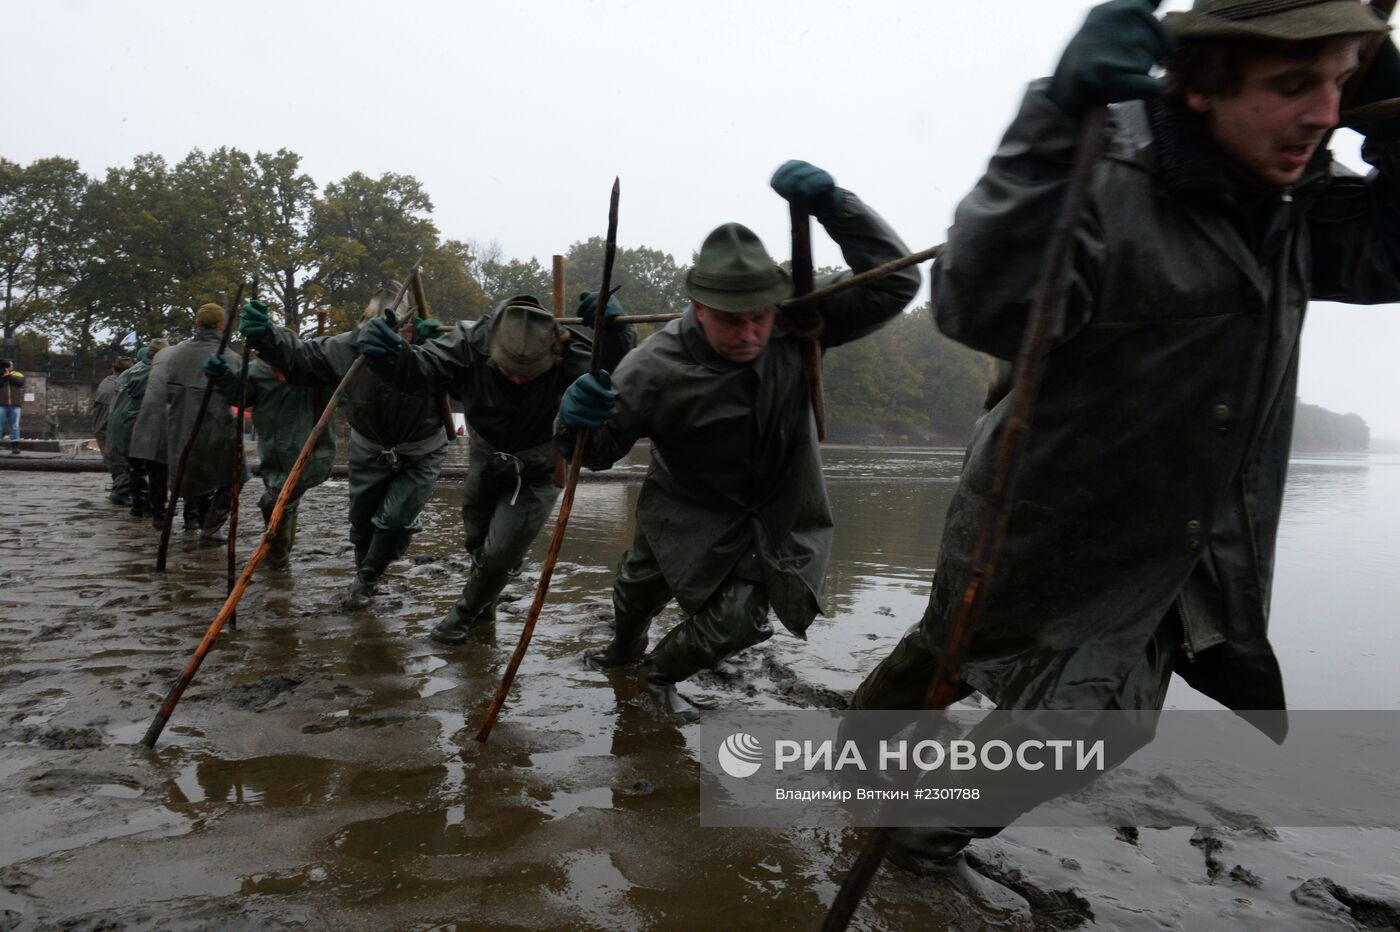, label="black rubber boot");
[343,529,407,611]
[263,510,296,571]
[430,558,506,645]
[638,624,718,722]
[585,629,649,670]
[886,828,974,875]
[343,569,381,610]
